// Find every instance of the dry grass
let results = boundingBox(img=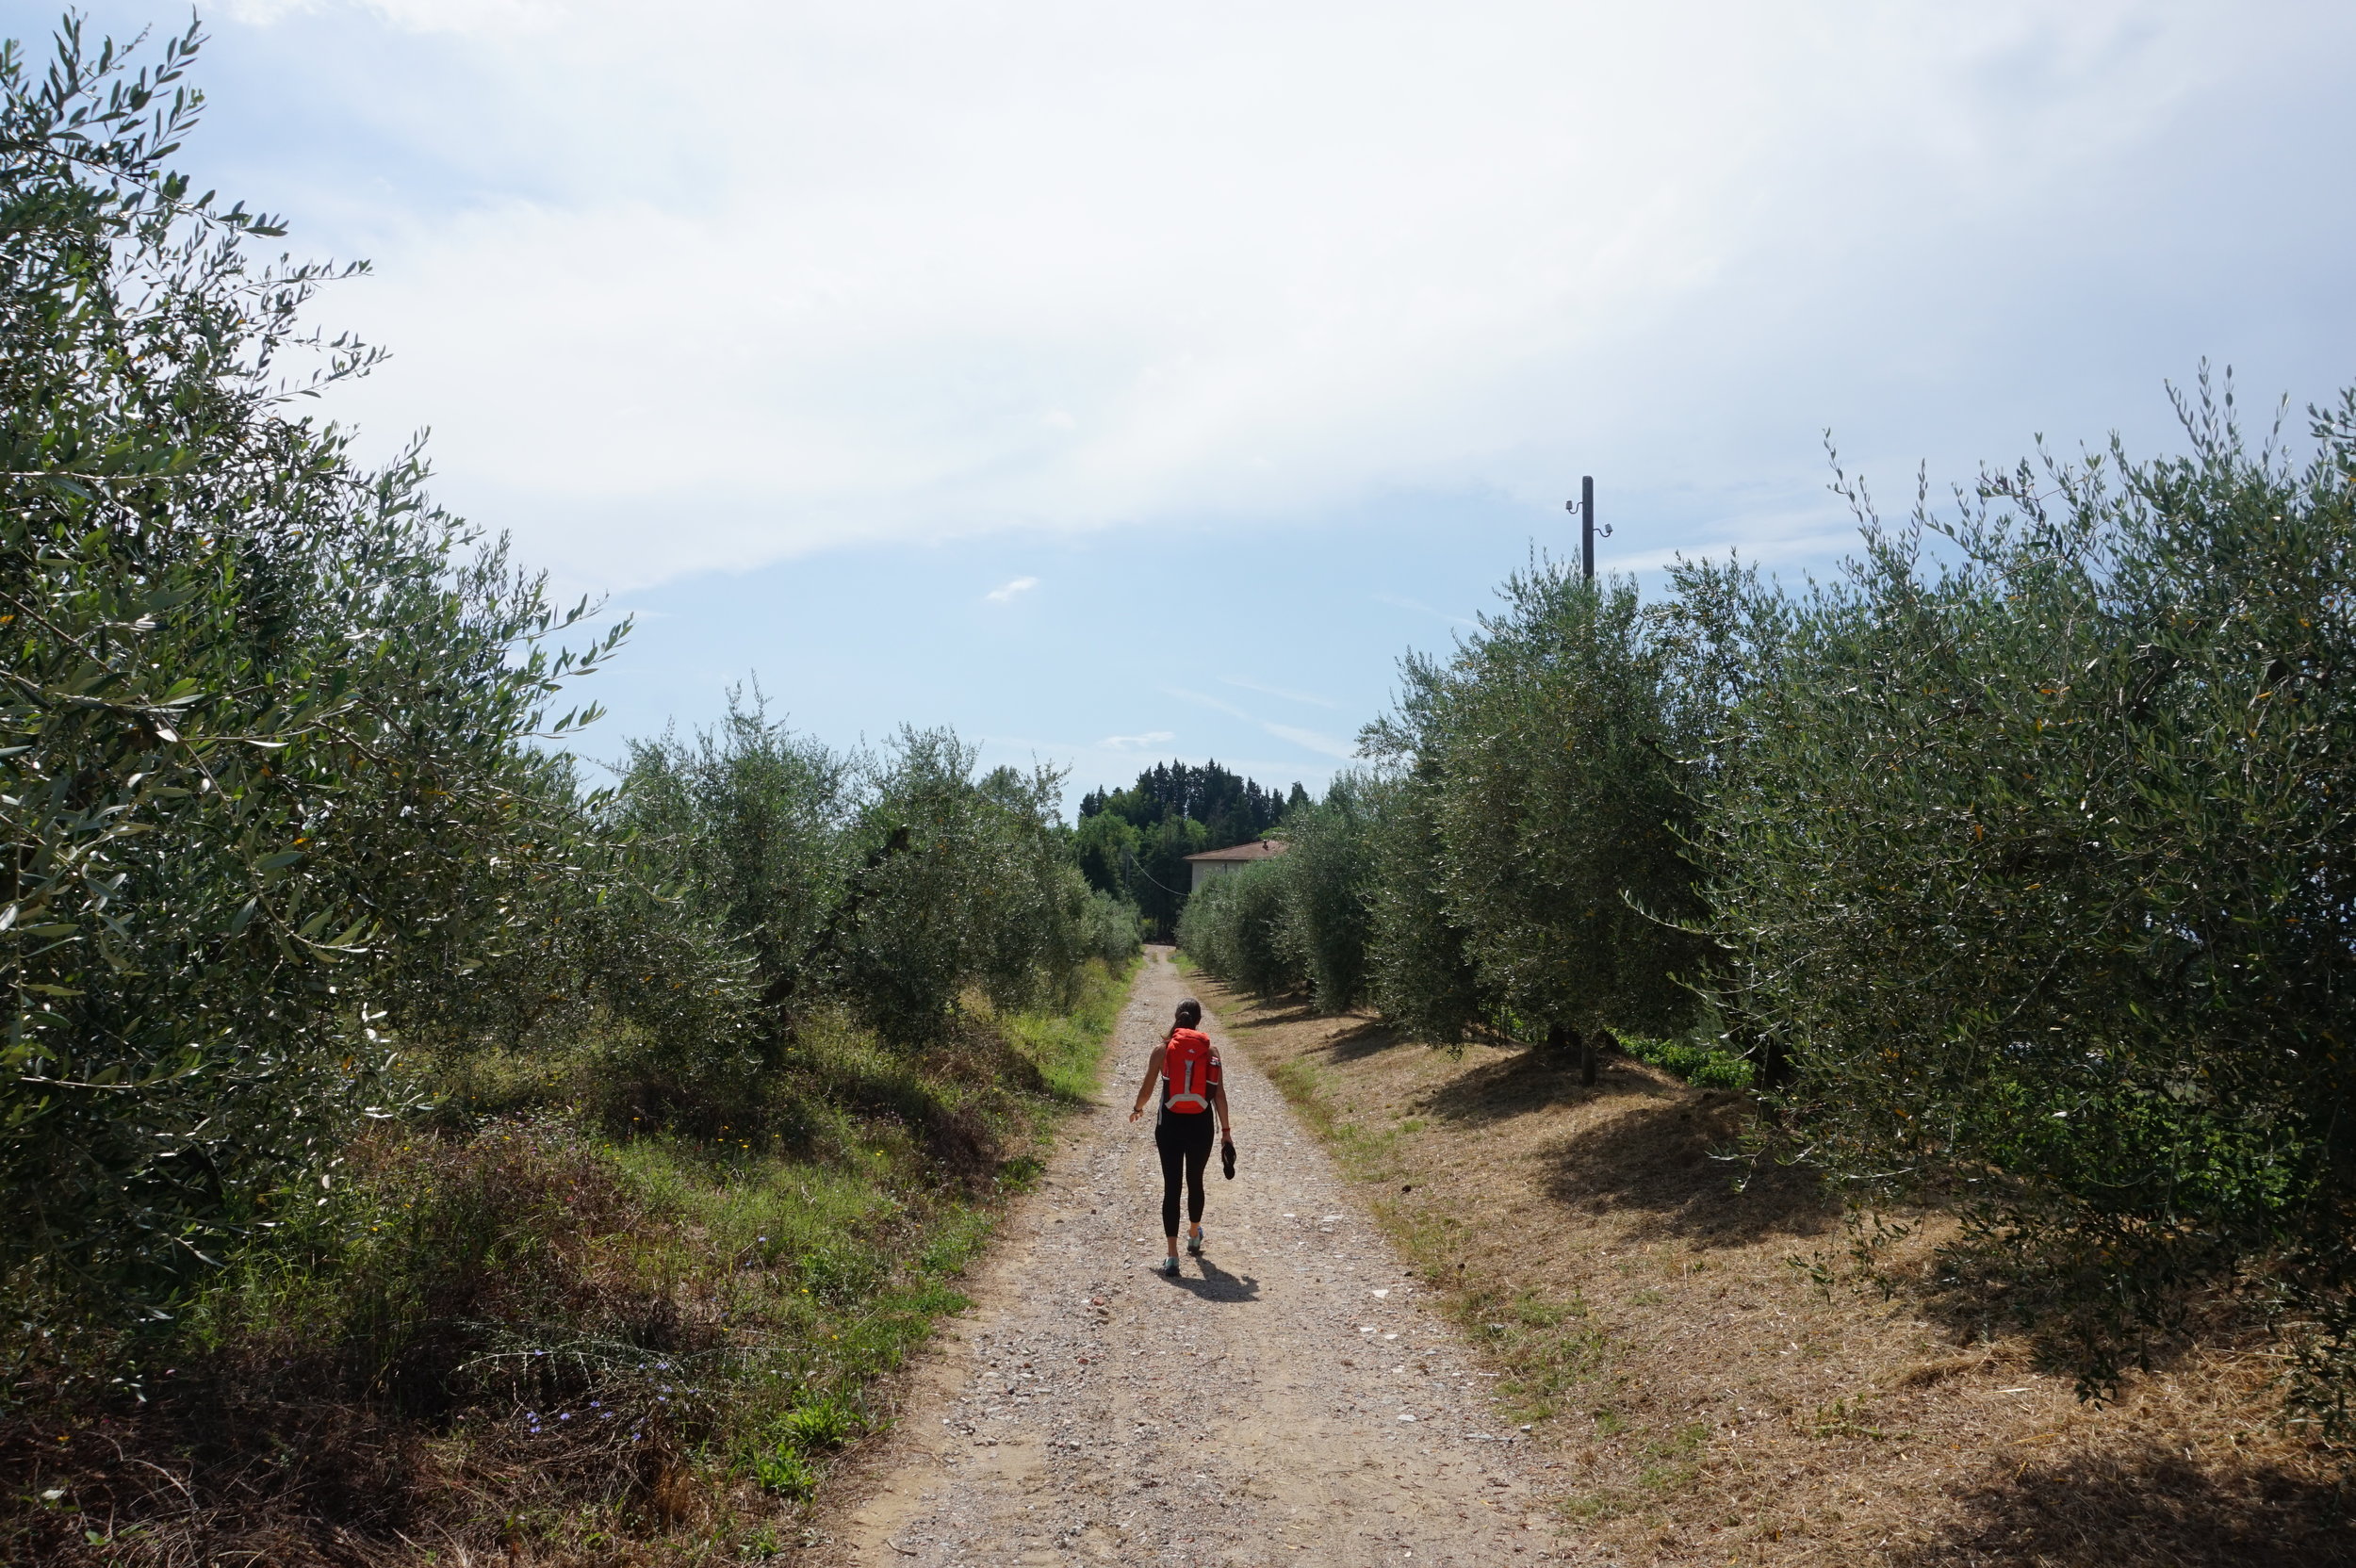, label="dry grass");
[1199,982,2353,1567]
[2,1119,733,1566]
